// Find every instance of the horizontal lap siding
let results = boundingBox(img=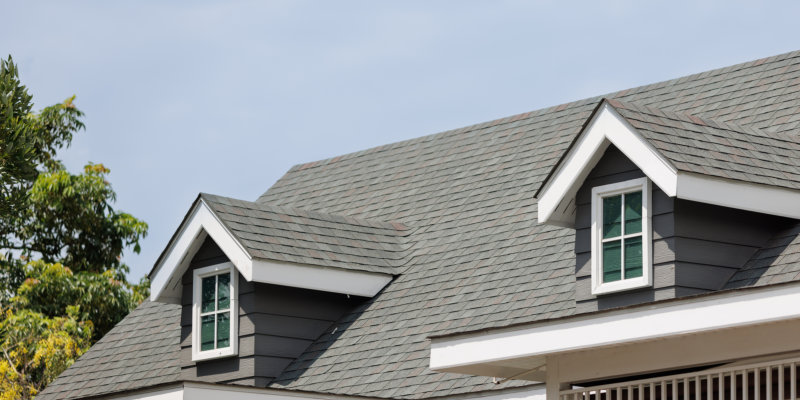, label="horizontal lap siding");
[574,146,792,314]
[180,237,363,386]
[671,200,791,291]
[574,146,679,313]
